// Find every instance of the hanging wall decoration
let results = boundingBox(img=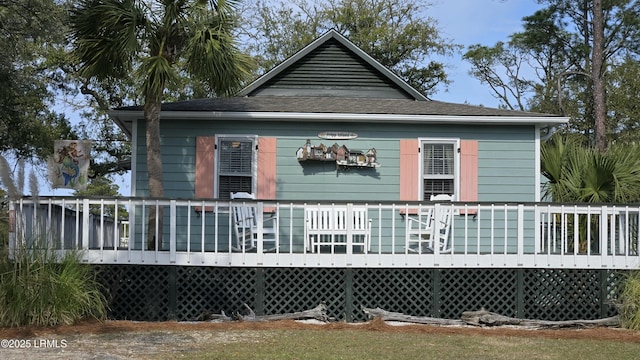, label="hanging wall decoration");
[296,139,380,169]
[48,140,92,190]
